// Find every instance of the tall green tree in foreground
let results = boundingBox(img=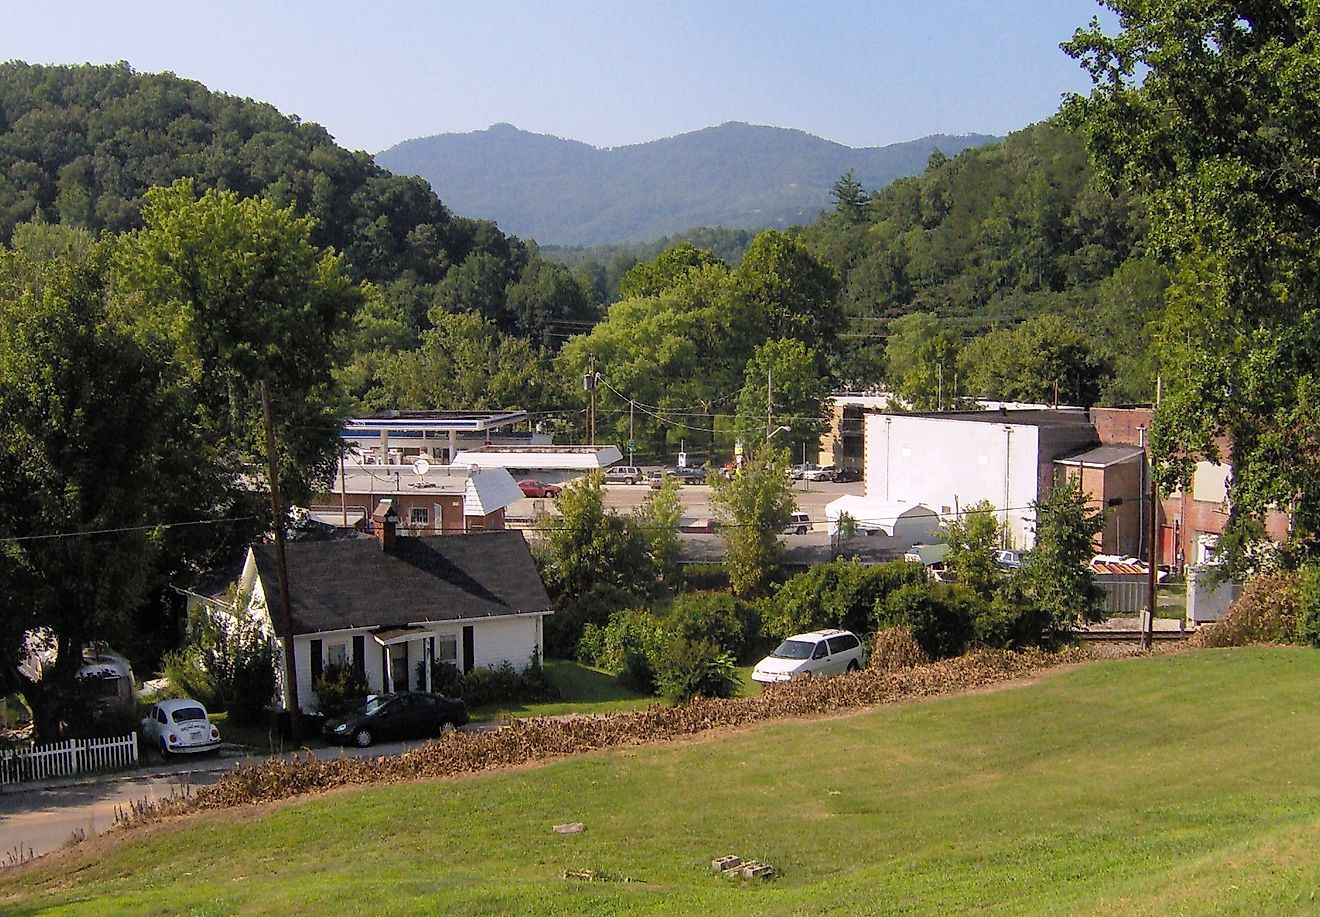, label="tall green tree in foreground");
[709,448,795,597]
[0,246,174,739]
[944,500,1005,600]
[1064,3,1320,547]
